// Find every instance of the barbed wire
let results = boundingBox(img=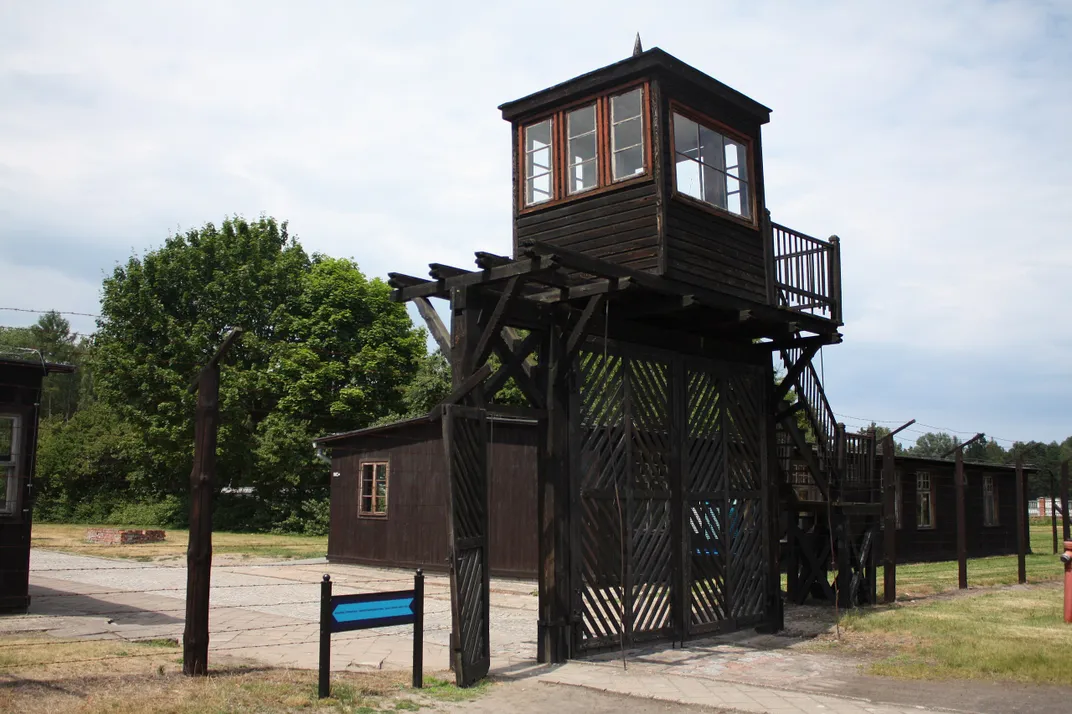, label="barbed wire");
[0,624,452,671]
